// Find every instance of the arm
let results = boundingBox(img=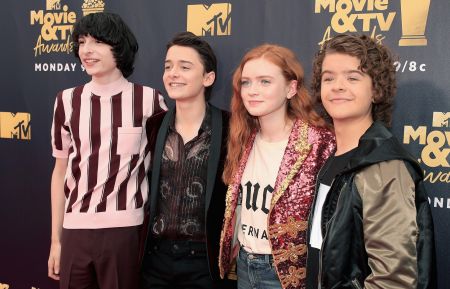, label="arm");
[355,160,418,289]
[48,157,68,280]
